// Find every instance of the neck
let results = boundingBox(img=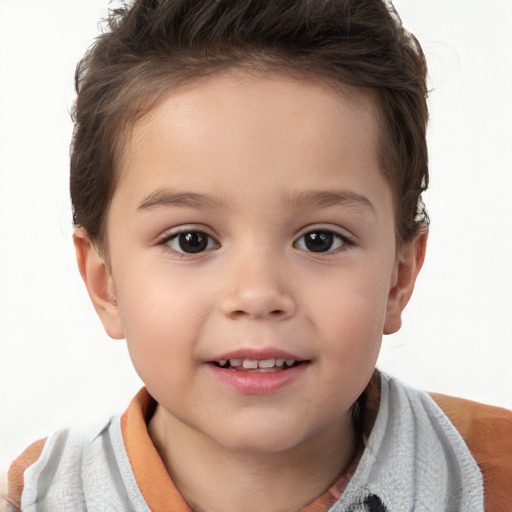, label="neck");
[148,407,359,512]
